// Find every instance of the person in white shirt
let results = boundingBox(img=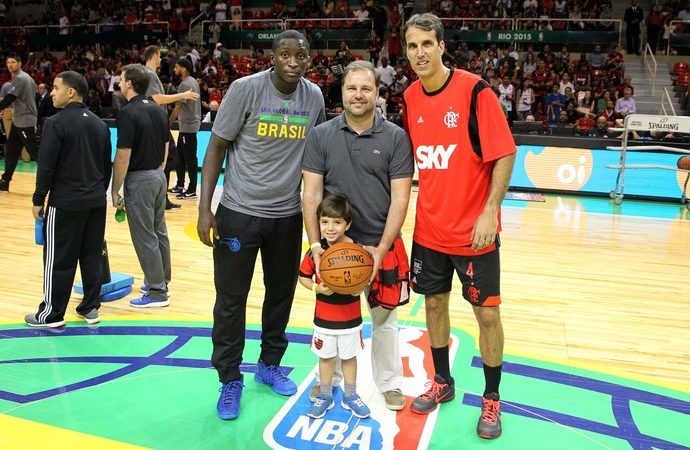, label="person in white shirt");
[390,67,408,97]
[522,0,537,10]
[59,11,70,35]
[208,18,221,48]
[558,73,574,95]
[440,0,453,15]
[517,78,534,120]
[353,2,369,26]
[203,61,218,77]
[215,1,228,22]
[376,57,396,88]
[679,2,690,20]
[553,0,567,17]
[376,86,387,118]
[498,76,514,116]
